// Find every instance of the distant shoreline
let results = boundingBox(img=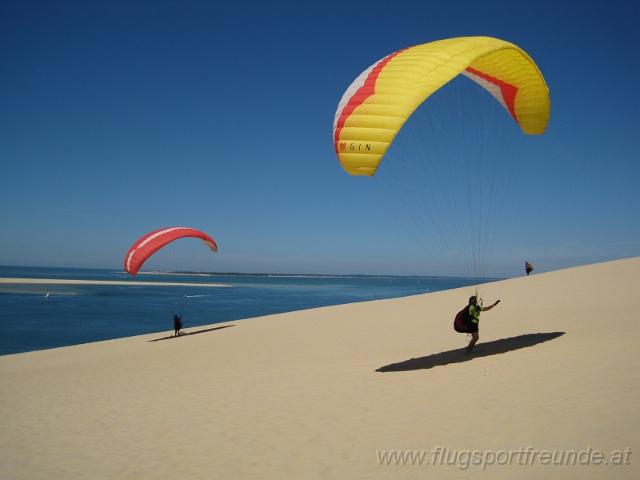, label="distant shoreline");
[135,270,500,280]
[136,271,217,277]
[0,277,231,288]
